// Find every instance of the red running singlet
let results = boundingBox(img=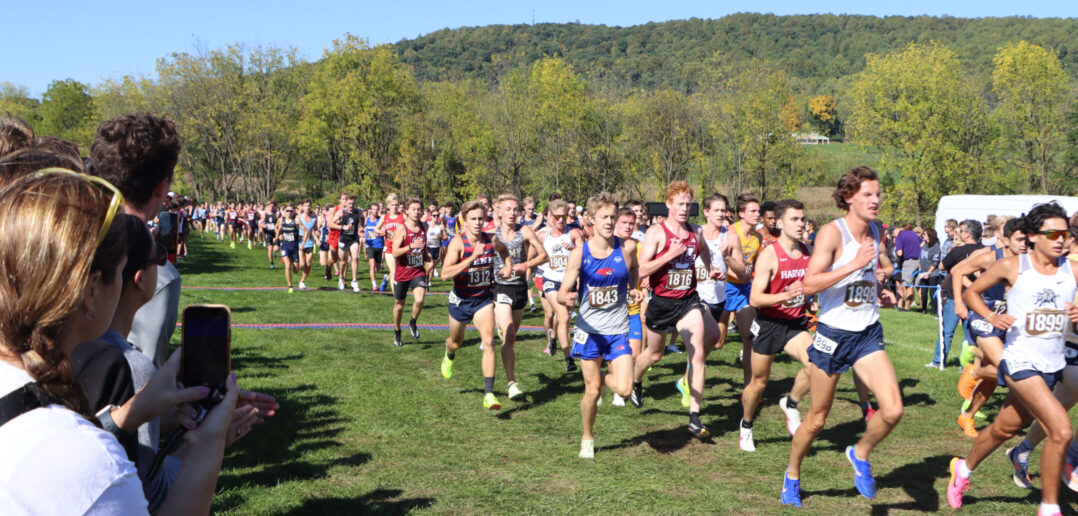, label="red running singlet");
[760,242,810,319]
[395,224,428,282]
[383,213,405,251]
[649,223,699,300]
